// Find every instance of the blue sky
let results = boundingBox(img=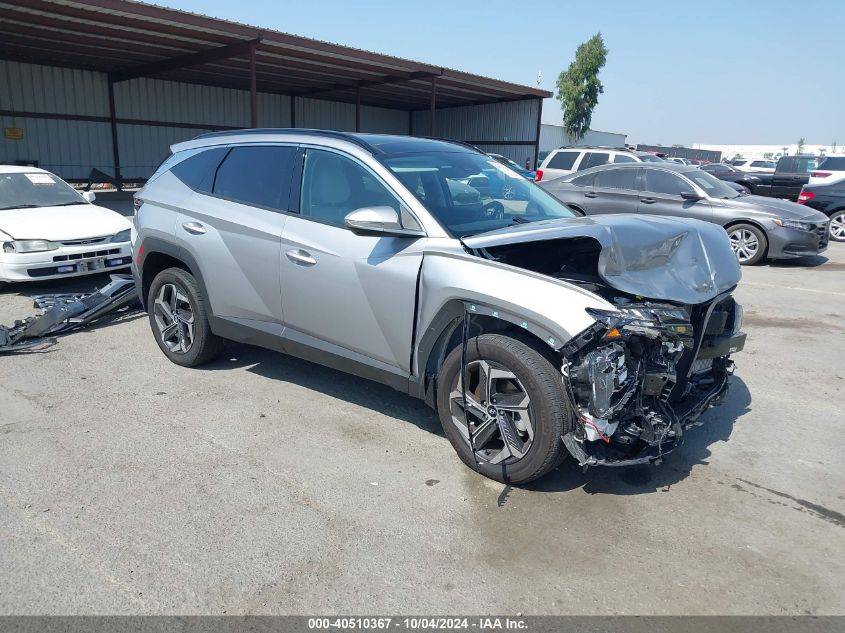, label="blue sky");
[154,0,844,146]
